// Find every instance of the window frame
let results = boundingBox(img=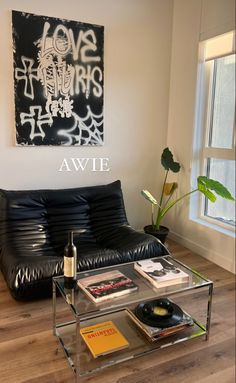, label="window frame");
[191,37,236,234]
